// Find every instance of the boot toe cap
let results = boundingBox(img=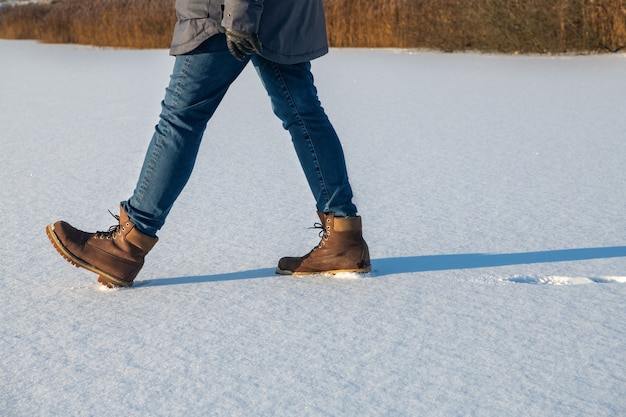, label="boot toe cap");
[52,220,91,246]
[277,257,302,274]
